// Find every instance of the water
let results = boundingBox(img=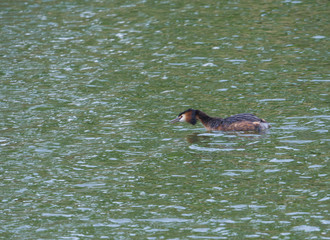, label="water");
[1,0,329,239]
